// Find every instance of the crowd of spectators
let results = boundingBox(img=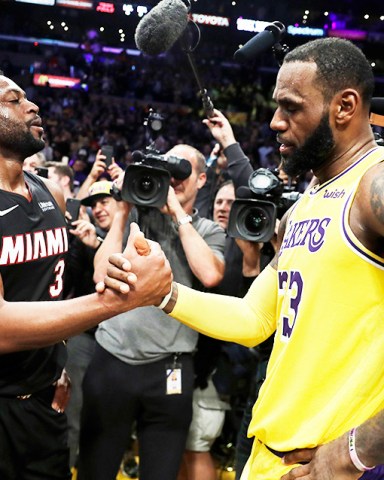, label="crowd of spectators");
[0,2,283,183]
[0,46,281,193]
